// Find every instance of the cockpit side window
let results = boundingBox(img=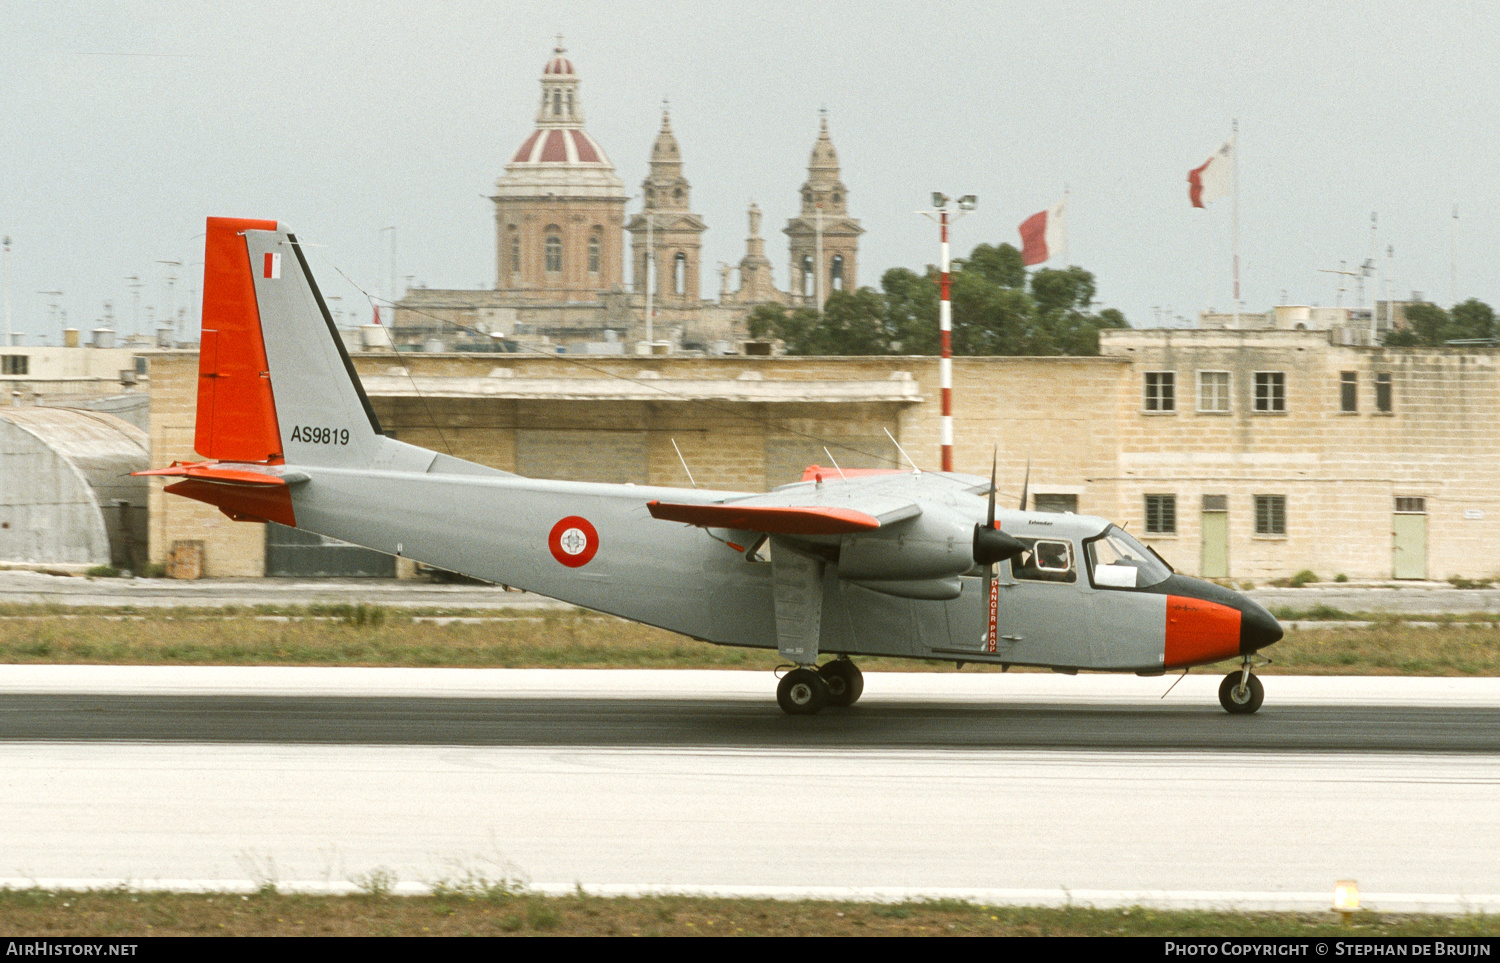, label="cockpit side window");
[1010,537,1077,584]
[1084,526,1173,589]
